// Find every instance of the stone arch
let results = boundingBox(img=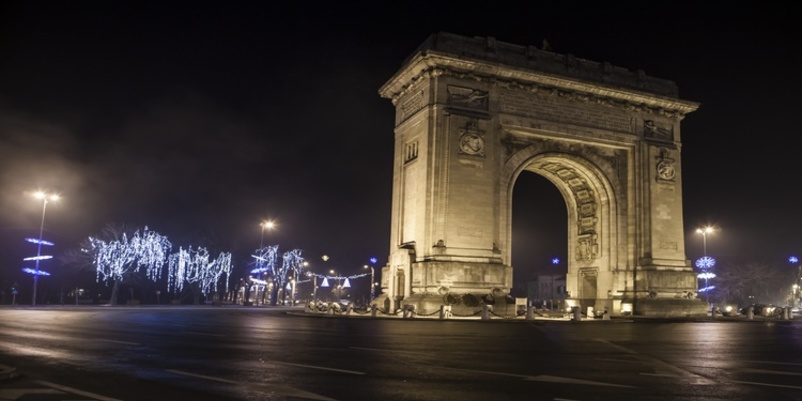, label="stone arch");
[502,147,620,308]
[377,32,706,317]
